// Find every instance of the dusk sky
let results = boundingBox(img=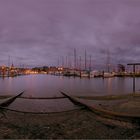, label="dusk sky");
[0,0,140,68]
